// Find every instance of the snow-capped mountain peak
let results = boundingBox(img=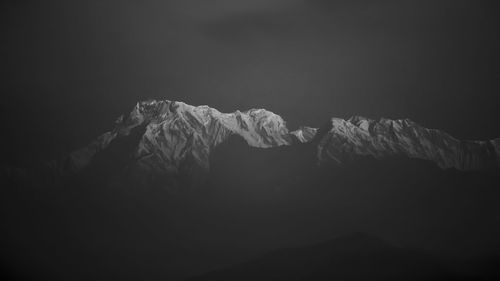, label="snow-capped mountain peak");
[40,99,500,187]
